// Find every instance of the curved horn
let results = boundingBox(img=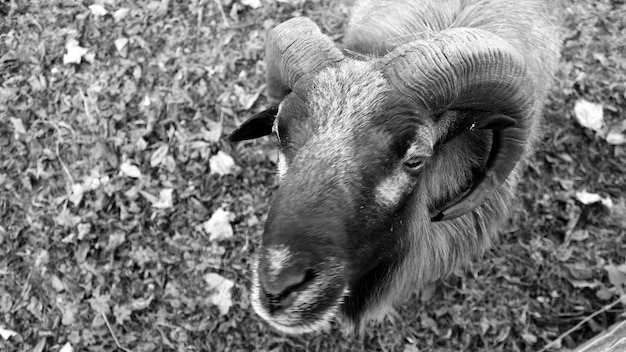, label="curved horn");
[382,28,534,221]
[265,17,345,104]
